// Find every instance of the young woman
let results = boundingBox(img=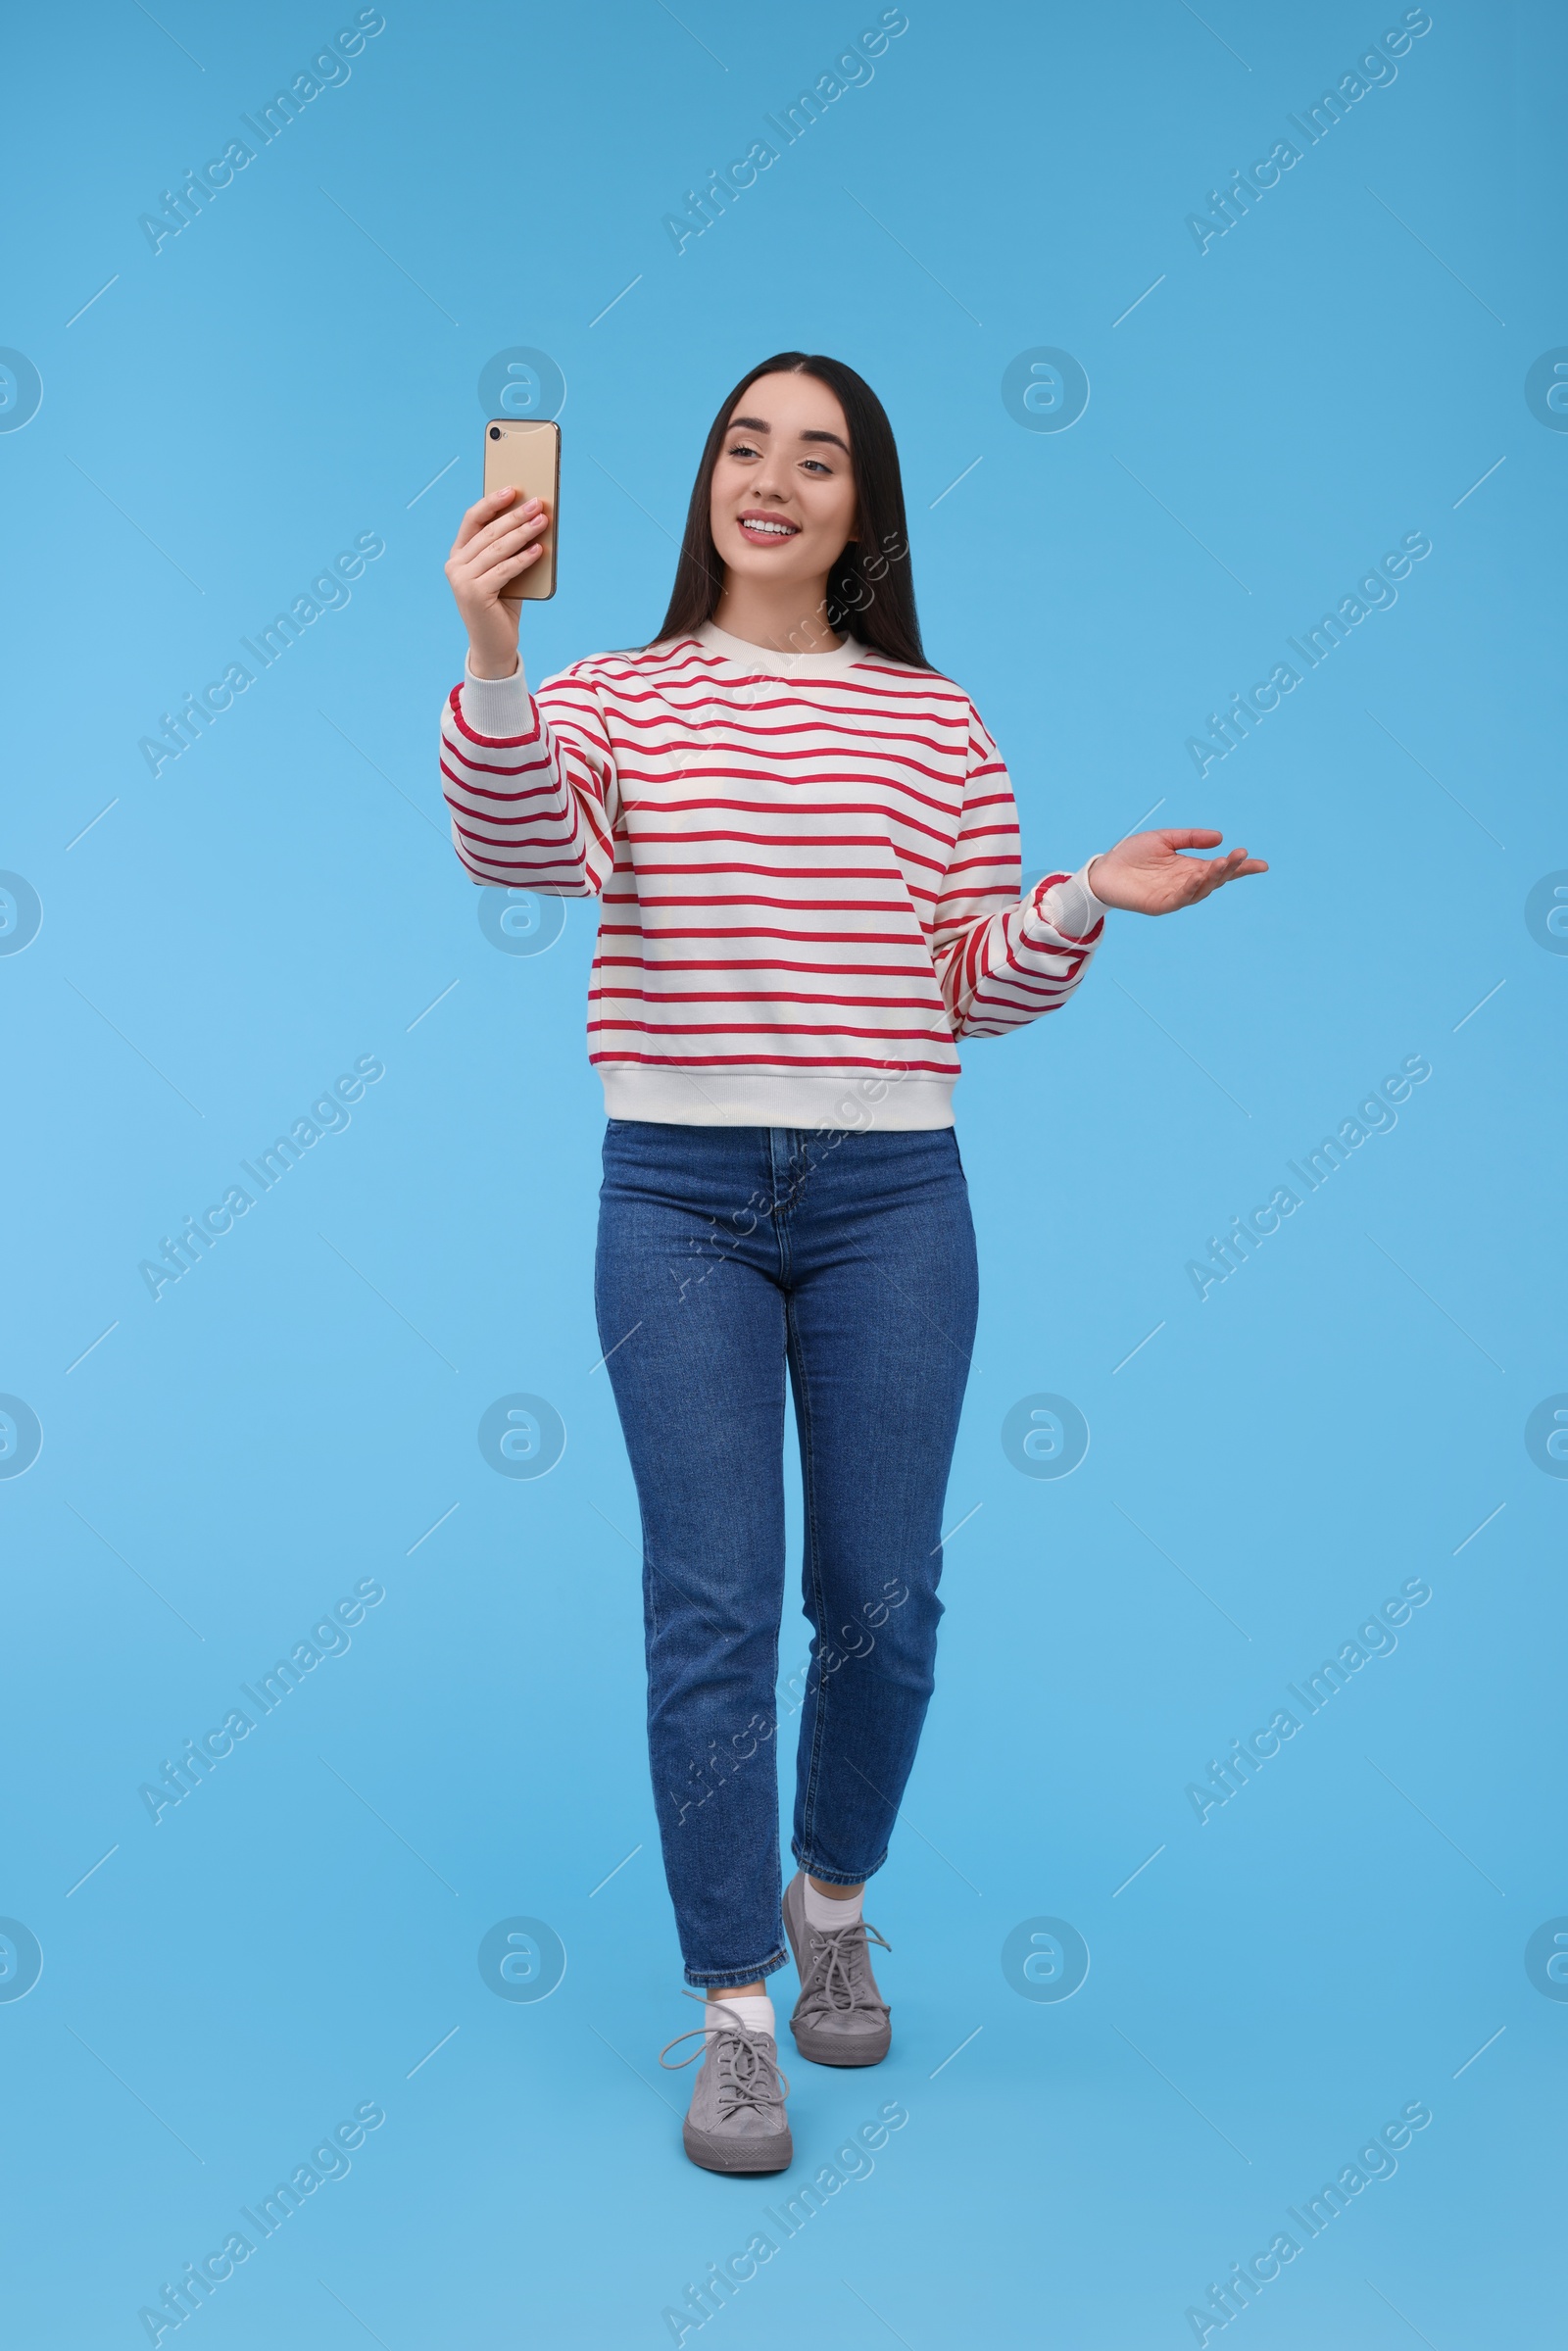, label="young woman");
[440,352,1263,2176]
